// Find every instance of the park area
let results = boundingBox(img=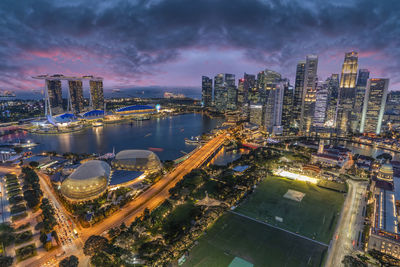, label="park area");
[235,175,345,243]
[182,213,327,267]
